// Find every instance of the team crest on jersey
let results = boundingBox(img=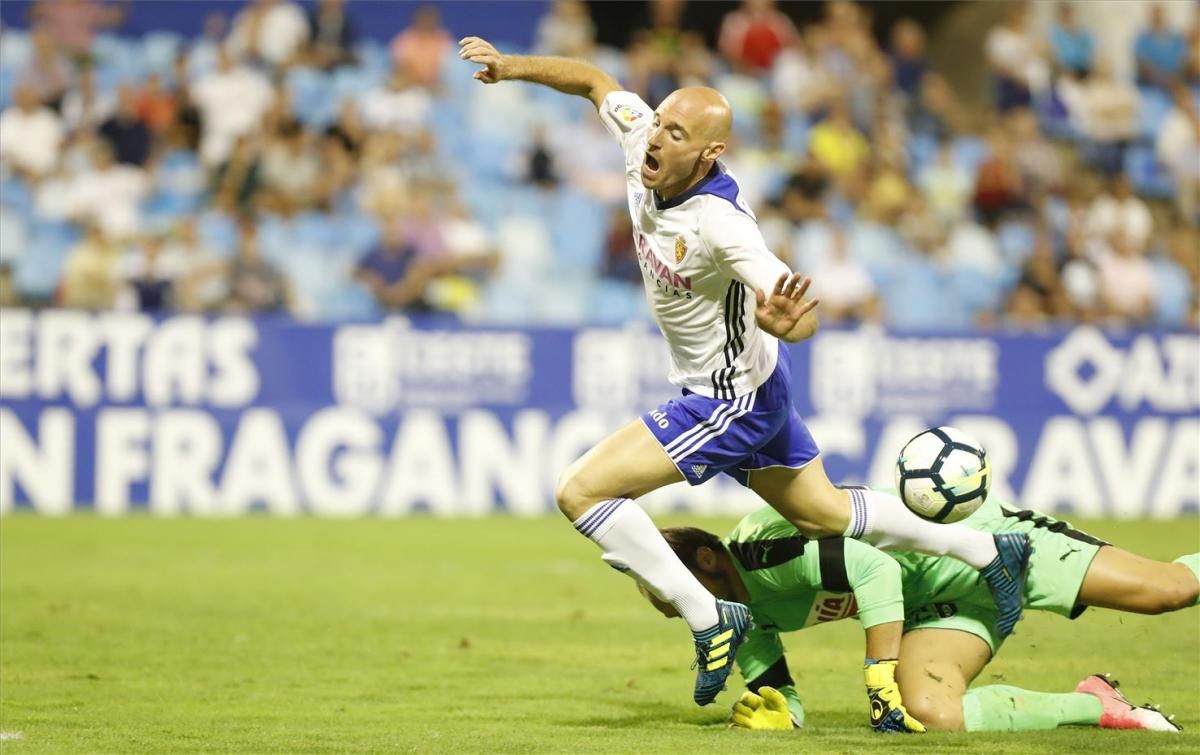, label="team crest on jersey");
[674,237,687,263]
[615,105,644,123]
